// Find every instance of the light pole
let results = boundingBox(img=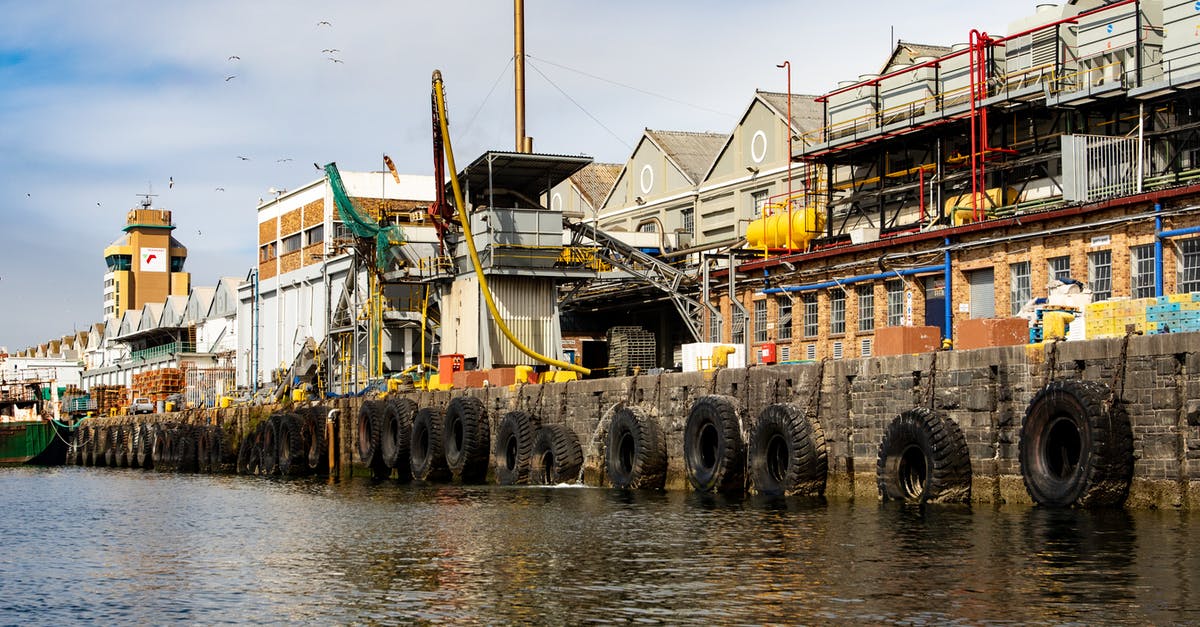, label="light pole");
[777,61,792,254]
